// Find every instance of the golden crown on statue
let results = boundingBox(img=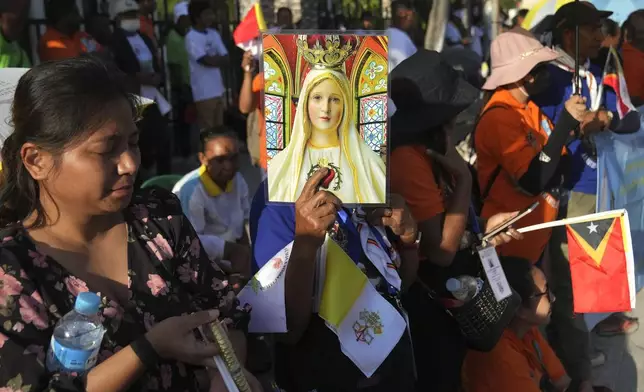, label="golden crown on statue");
[296,35,358,70]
